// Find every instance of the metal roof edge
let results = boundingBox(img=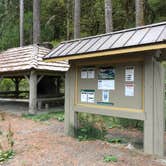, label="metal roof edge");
[44,43,166,62]
[60,21,166,44]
